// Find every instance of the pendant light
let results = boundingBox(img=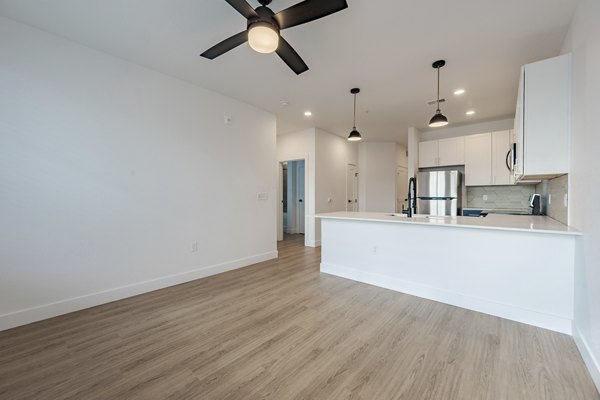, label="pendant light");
[429,60,449,128]
[347,88,362,141]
